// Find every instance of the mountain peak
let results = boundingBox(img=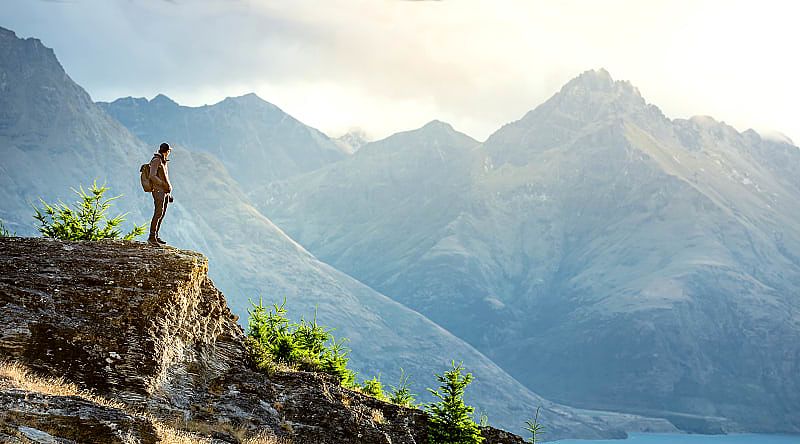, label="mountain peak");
[218,93,283,113]
[150,93,178,106]
[0,25,61,76]
[0,26,17,39]
[413,119,478,144]
[376,119,478,150]
[223,92,268,105]
[569,68,614,89]
[560,68,641,98]
[509,68,649,127]
[334,128,370,154]
[421,119,455,131]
